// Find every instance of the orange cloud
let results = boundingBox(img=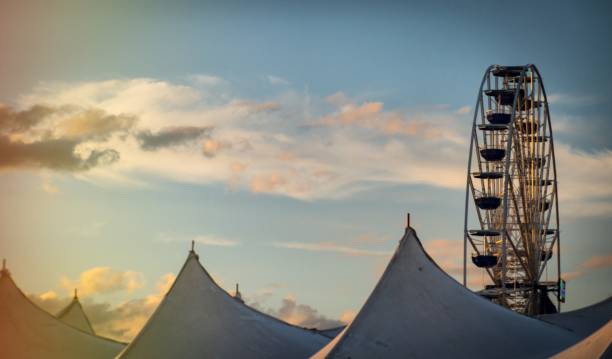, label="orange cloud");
[31,273,176,342]
[60,267,145,296]
[321,102,383,125]
[250,172,287,193]
[423,239,491,288]
[263,294,344,330]
[563,254,612,281]
[339,309,357,324]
